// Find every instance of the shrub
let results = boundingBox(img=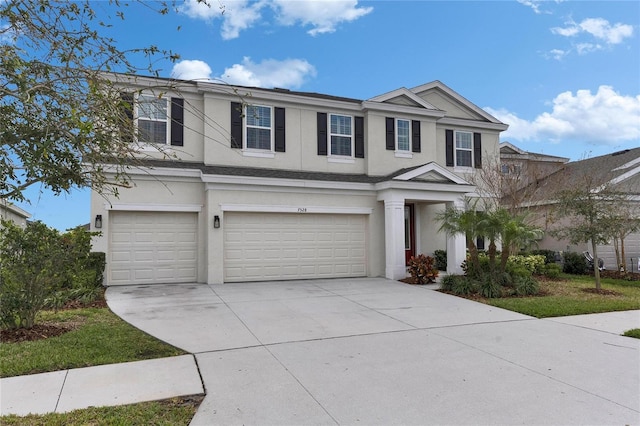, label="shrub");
[563,251,589,275]
[407,254,439,284]
[514,275,540,296]
[440,274,457,291]
[540,263,561,279]
[529,249,557,264]
[451,276,476,295]
[0,221,66,329]
[86,251,106,287]
[508,255,546,275]
[434,250,447,271]
[479,277,502,298]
